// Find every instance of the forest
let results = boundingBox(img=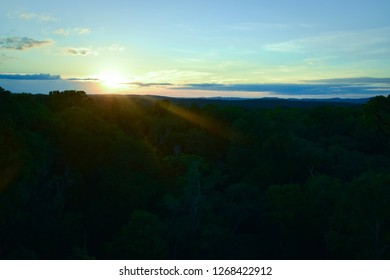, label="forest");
[1,86,390,260]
